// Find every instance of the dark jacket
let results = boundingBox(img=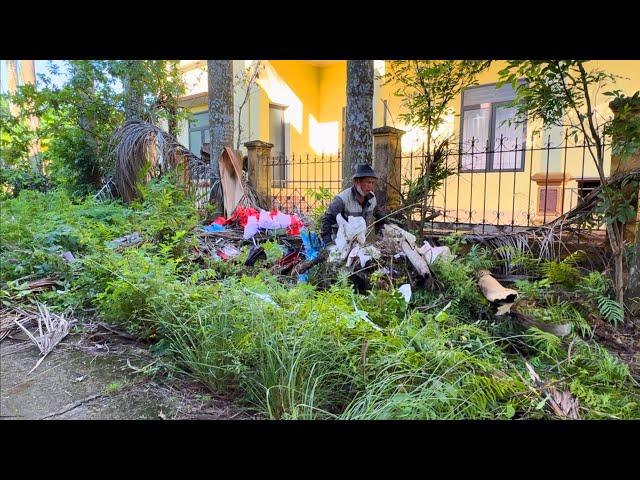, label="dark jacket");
[320,186,386,244]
